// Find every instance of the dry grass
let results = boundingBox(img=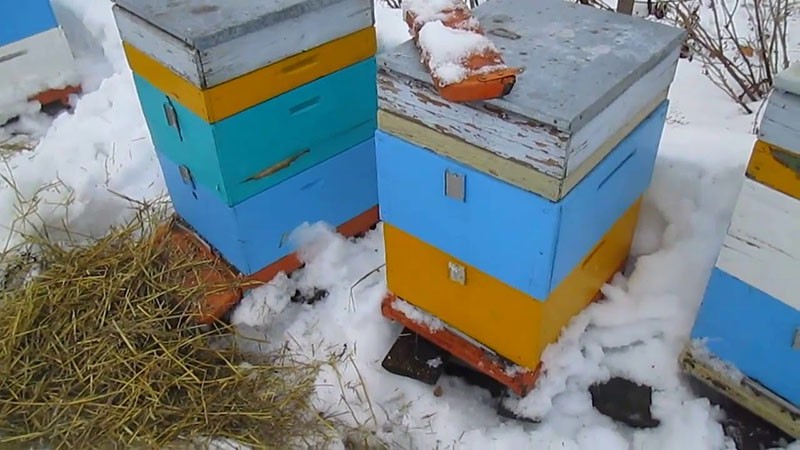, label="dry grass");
[0,204,329,450]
